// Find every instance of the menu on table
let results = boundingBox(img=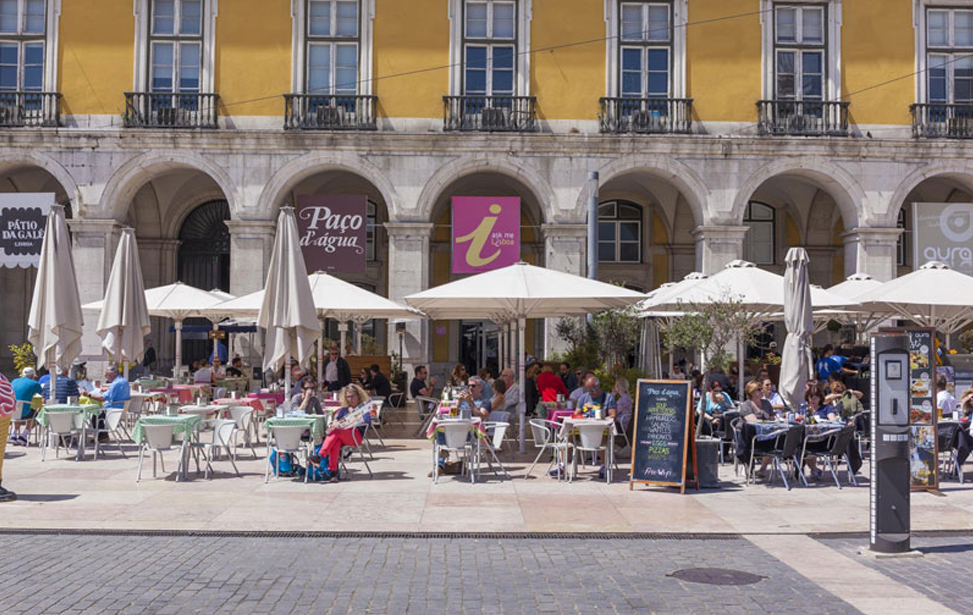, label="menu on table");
[629,380,696,493]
